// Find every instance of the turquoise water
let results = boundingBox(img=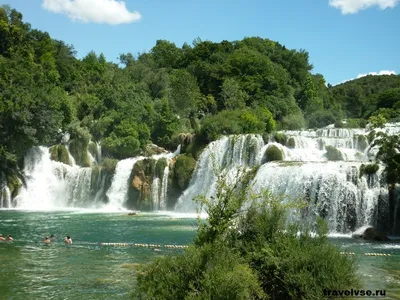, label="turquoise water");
[0,210,399,299]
